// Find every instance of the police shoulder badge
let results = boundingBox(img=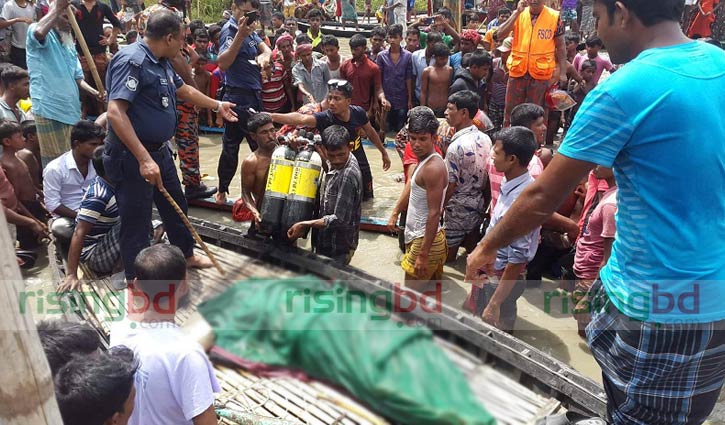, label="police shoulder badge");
[125,76,139,91]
